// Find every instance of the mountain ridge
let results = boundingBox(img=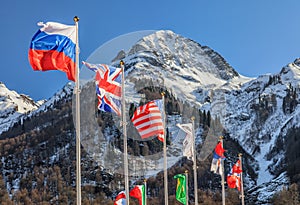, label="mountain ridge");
[0,82,41,135]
